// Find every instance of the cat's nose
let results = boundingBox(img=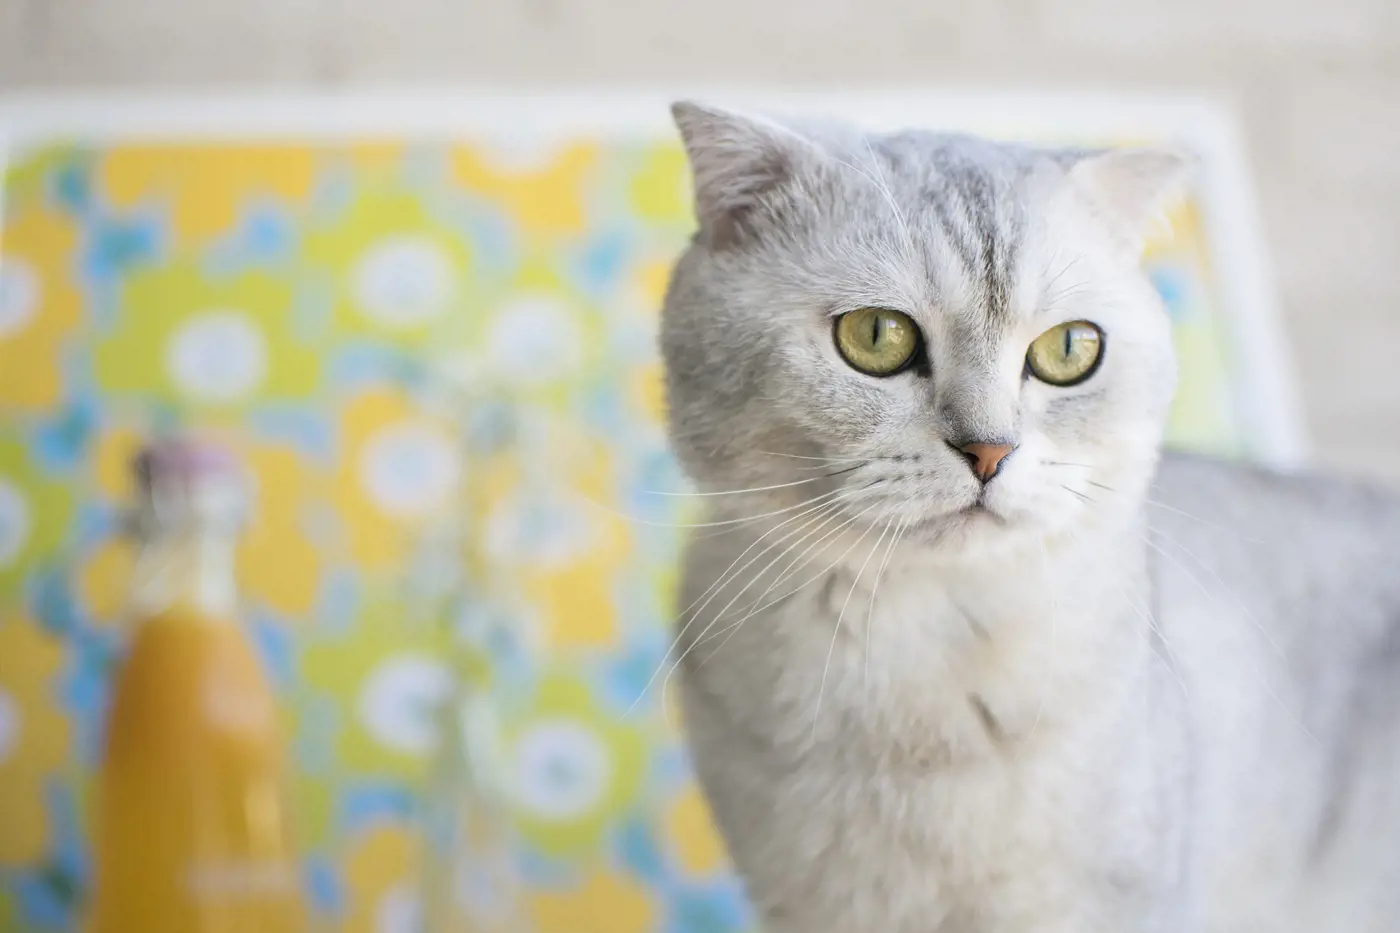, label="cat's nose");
[952,441,1015,483]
